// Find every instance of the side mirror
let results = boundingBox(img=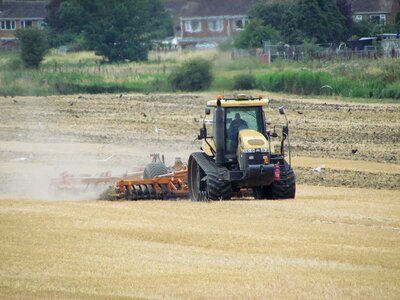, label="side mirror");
[279,106,285,115]
[205,108,211,115]
[198,127,207,140]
